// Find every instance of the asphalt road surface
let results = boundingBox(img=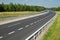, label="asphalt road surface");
[0,11,56,40]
